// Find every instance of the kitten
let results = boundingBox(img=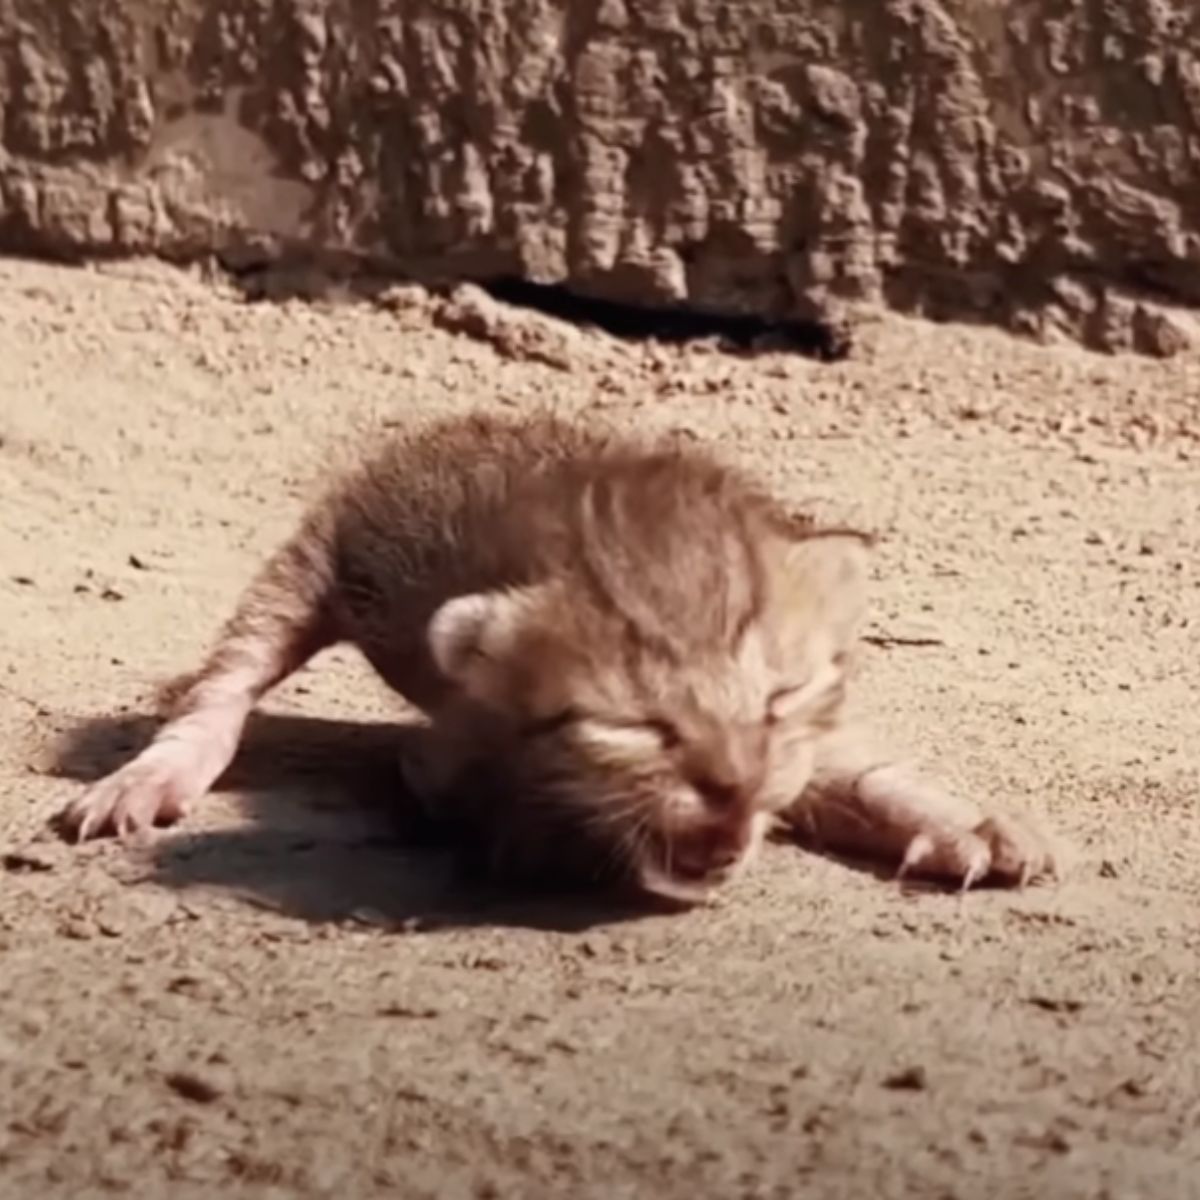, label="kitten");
[59,411,1056,902]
